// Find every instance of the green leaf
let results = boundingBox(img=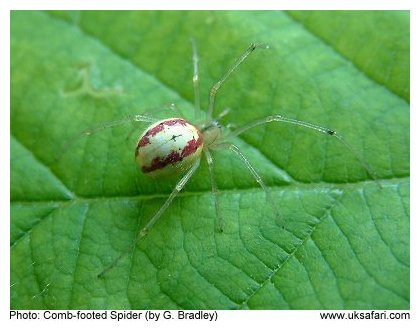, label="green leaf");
[11,10,409,309]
